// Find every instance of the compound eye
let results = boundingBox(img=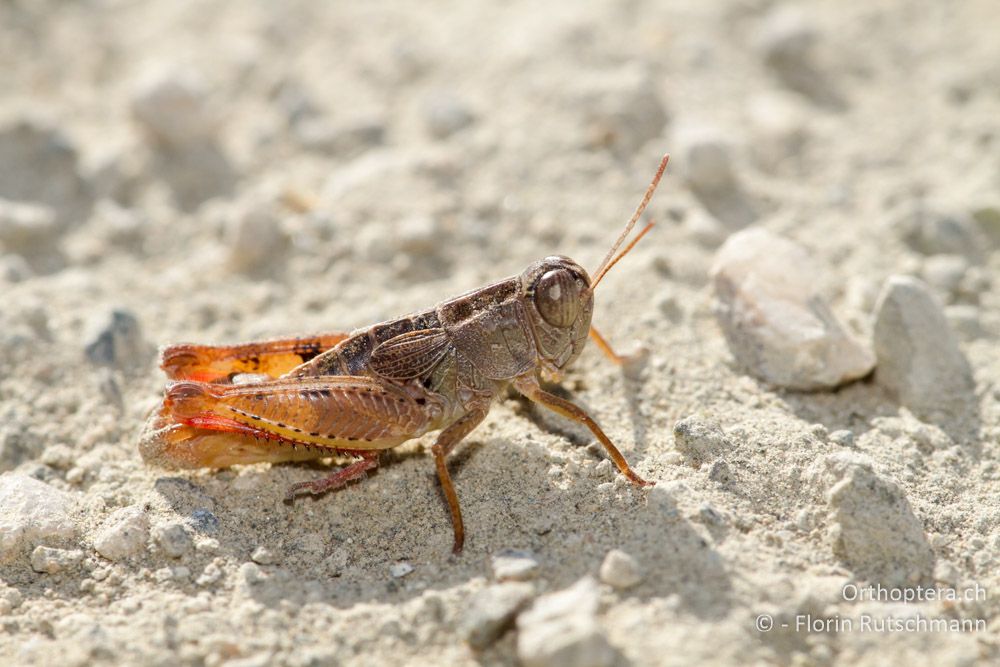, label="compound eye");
[535,269,581,327]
